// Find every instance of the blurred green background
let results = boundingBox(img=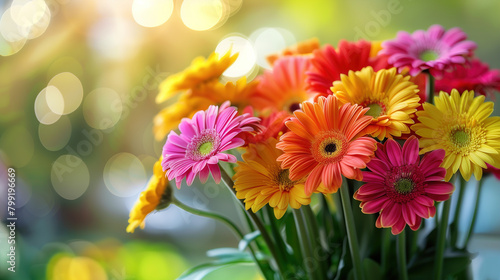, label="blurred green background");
[1,0,500,279]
